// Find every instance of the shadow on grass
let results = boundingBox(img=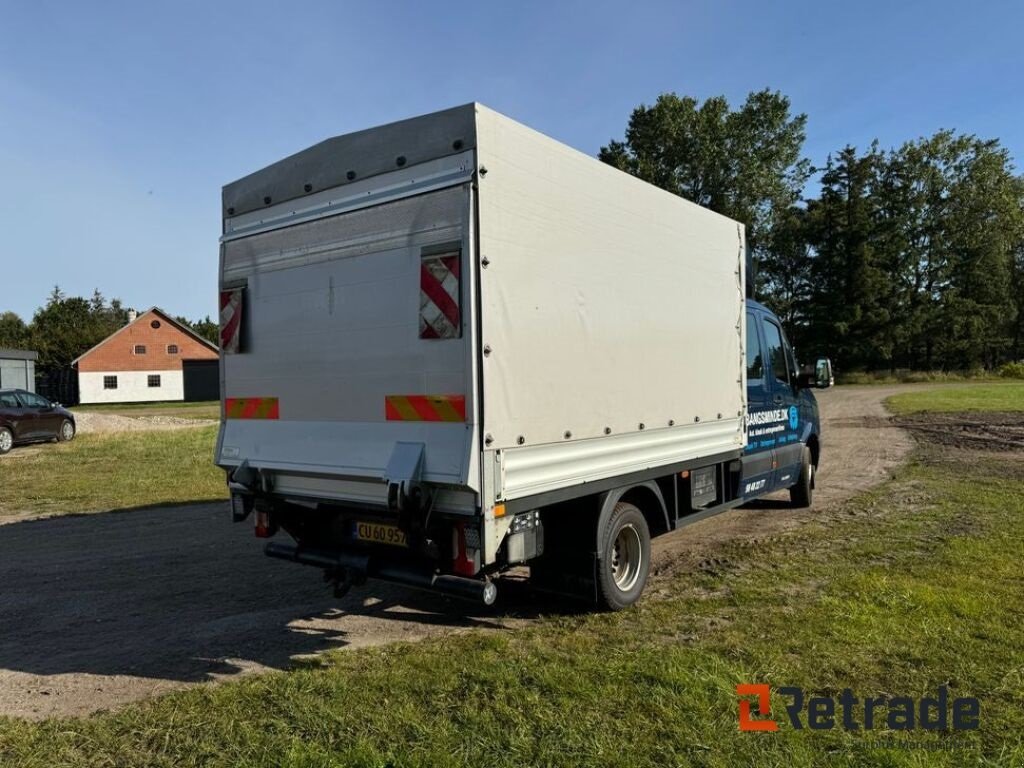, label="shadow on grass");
[0,502,575,688]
